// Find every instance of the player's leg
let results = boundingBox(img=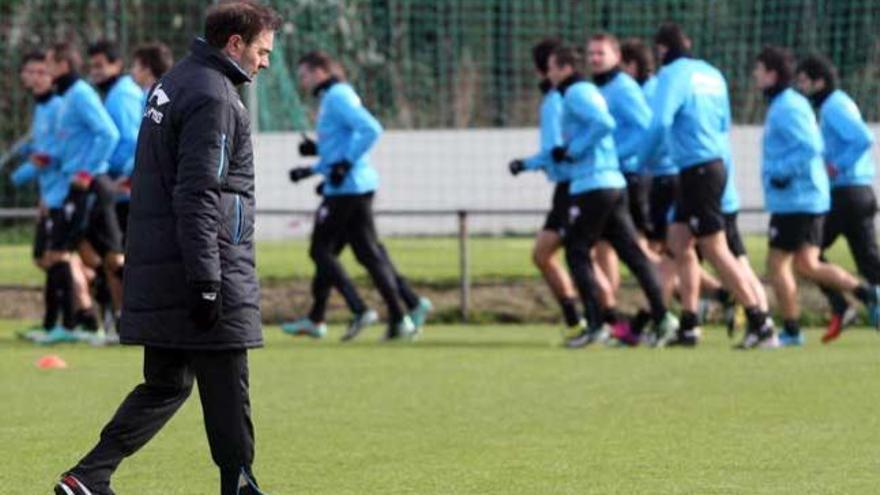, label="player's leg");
[594,241,620,292]
[60,347,193,494]
[35,209,79,343]
[768,247,799,345]
[533,229,582,328]
[376,242,433,328]
[817,198,852,342]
